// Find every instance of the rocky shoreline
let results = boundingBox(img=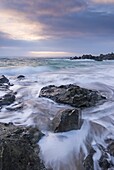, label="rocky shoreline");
[70,52,114,61]
[0,75,114,169]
